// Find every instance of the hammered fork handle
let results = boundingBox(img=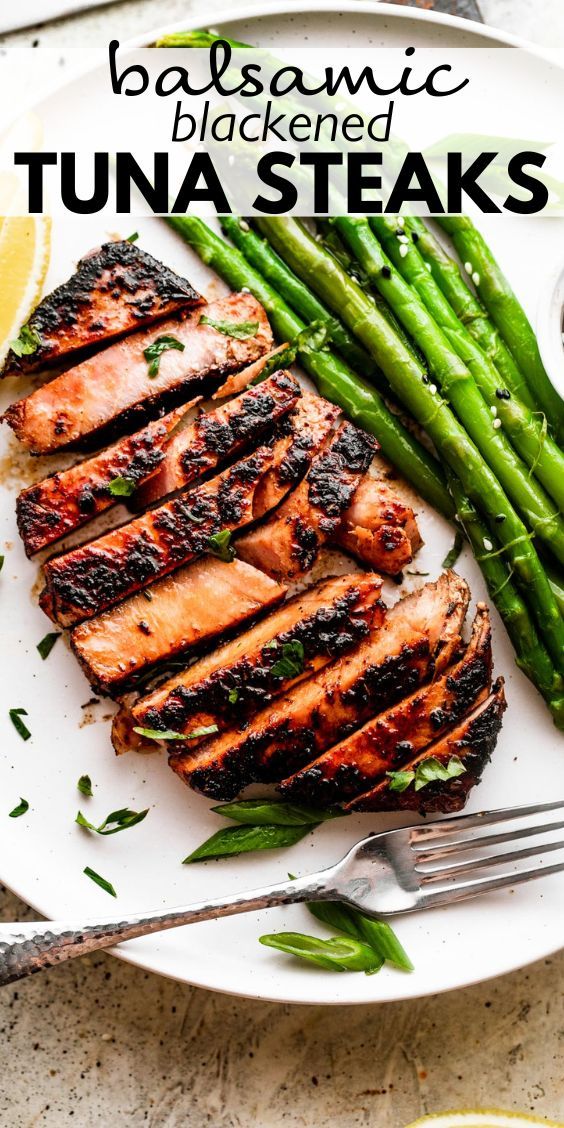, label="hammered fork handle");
[0,873,326,986]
